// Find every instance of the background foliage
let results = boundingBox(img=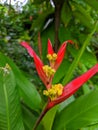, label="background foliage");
[0,0,98,130]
